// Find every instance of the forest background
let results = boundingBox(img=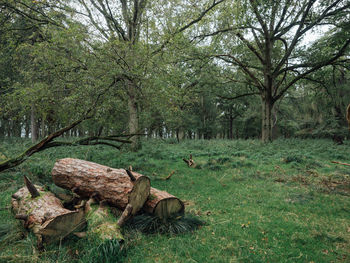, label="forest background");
[0,0,350,148]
